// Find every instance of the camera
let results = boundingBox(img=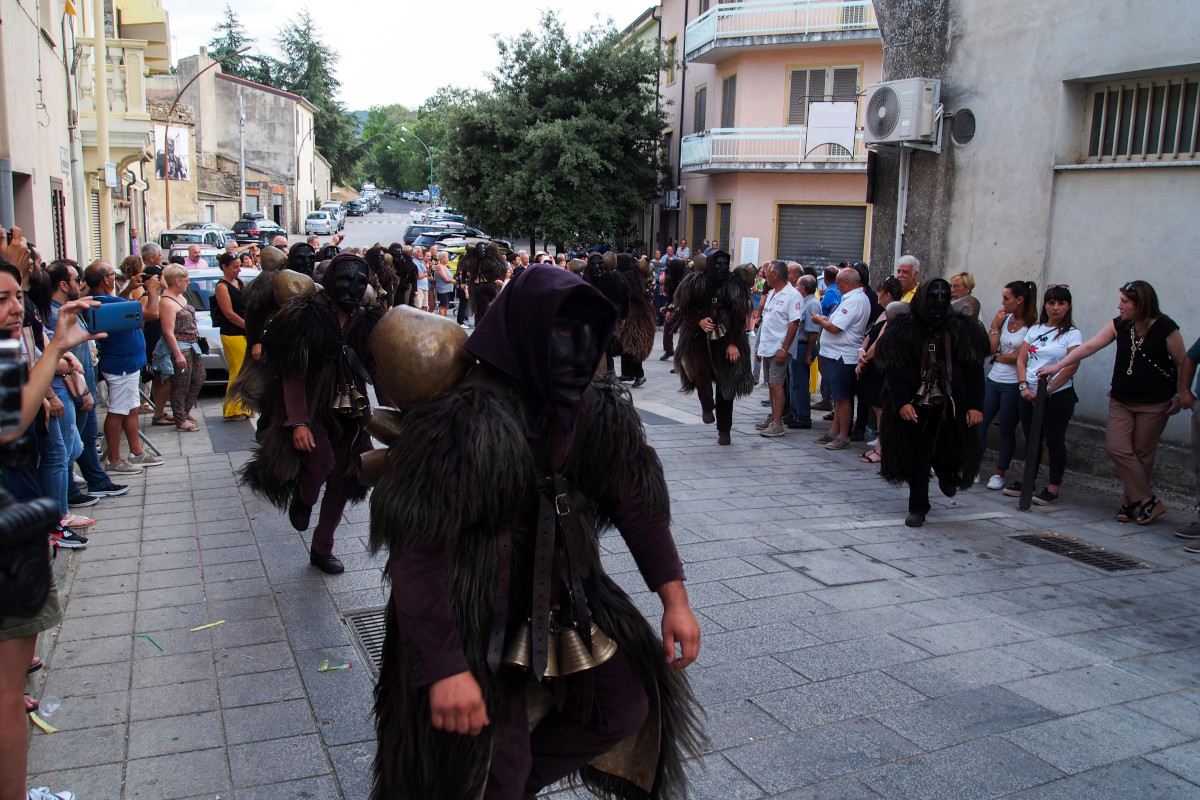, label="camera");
[0,338,27,434]
[143,264,163,279]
